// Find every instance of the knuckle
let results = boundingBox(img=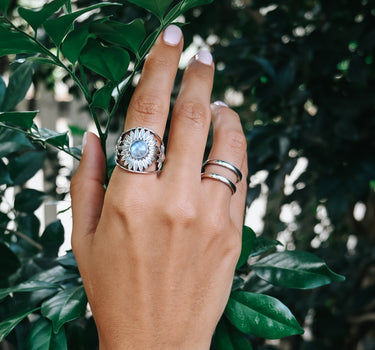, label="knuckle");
[163,197,197,225]
[144,54,174,71]
[174,101,209,129]
[224,128,247,154]
[129,94,166,122]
